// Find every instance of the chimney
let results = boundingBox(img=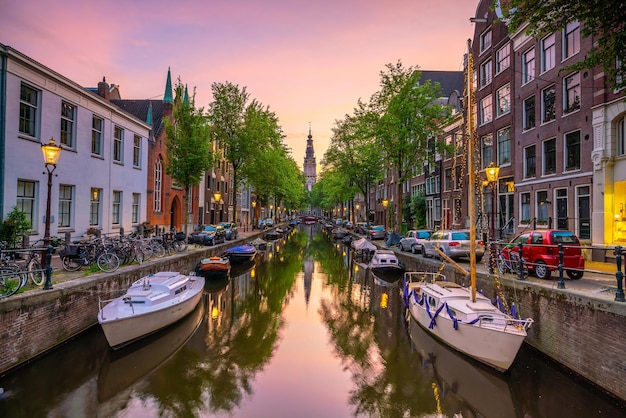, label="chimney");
[97,77,110,101]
